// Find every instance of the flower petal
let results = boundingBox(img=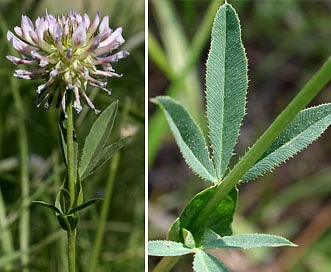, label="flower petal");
[6,55,36,65]
[99,15,109,33]
[93,51,129,65]
[87,11,100,37]
[72,23,86,47]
